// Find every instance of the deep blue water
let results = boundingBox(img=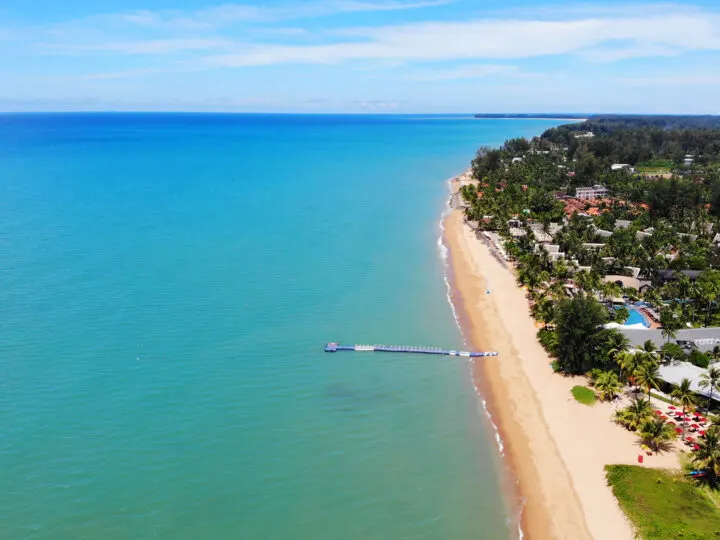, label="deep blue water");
[0,114,565,539]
